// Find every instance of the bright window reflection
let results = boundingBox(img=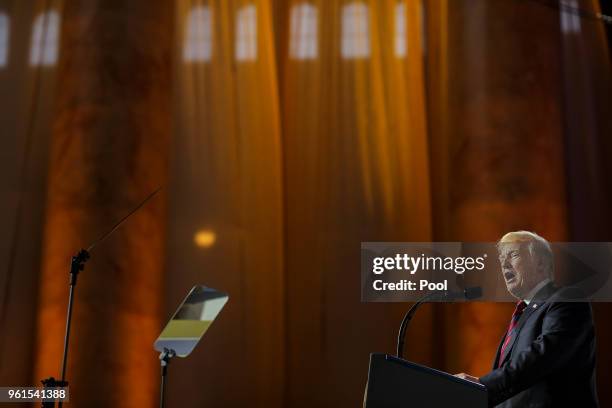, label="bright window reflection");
[419,0,426,55]
[235,5,257,62]
[0,13,9,67]
[30,10,60,66]
[289,3,318,60]
[184,6,213,62]
[341,2,370,59]
[560,0,581,34]
[394,3,406,58]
